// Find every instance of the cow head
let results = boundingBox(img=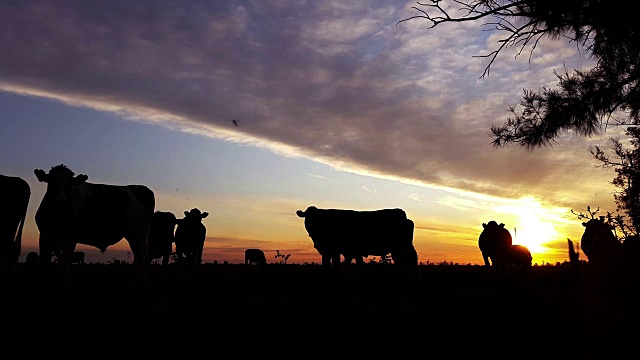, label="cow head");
[482,220,504,229]
[183,208,208,223]
[35,165,87,205]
